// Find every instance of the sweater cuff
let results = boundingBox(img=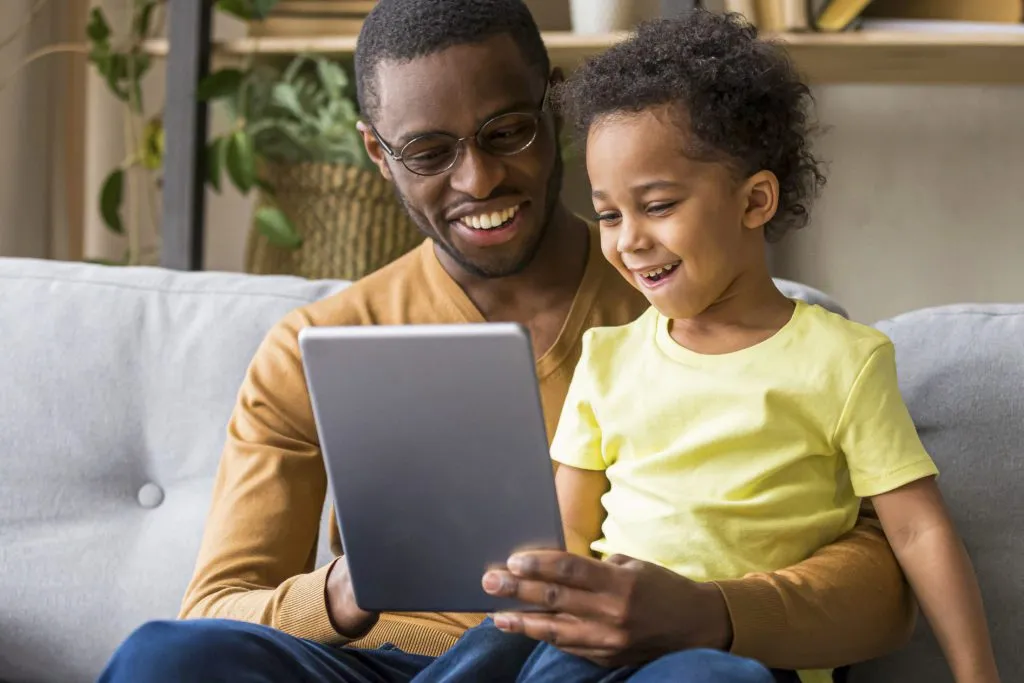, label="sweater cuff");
[714,576,788,661]
[277,562,348,645]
